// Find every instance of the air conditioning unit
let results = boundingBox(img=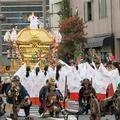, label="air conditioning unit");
[0,14,6,21]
